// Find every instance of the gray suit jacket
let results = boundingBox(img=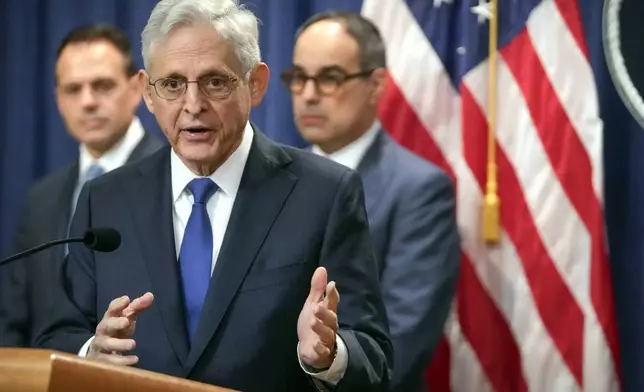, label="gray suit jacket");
[356,130,460,392]
[0,131,164,347]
